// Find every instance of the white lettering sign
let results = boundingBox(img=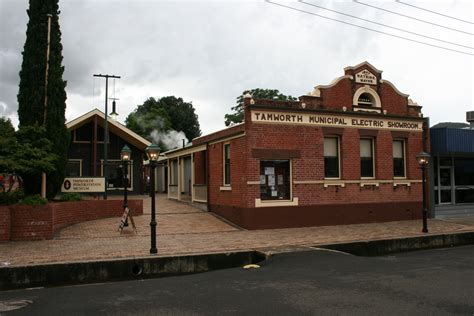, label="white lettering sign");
[61,177,106,193]
[251,110,422,132]
[355,70,377,85]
